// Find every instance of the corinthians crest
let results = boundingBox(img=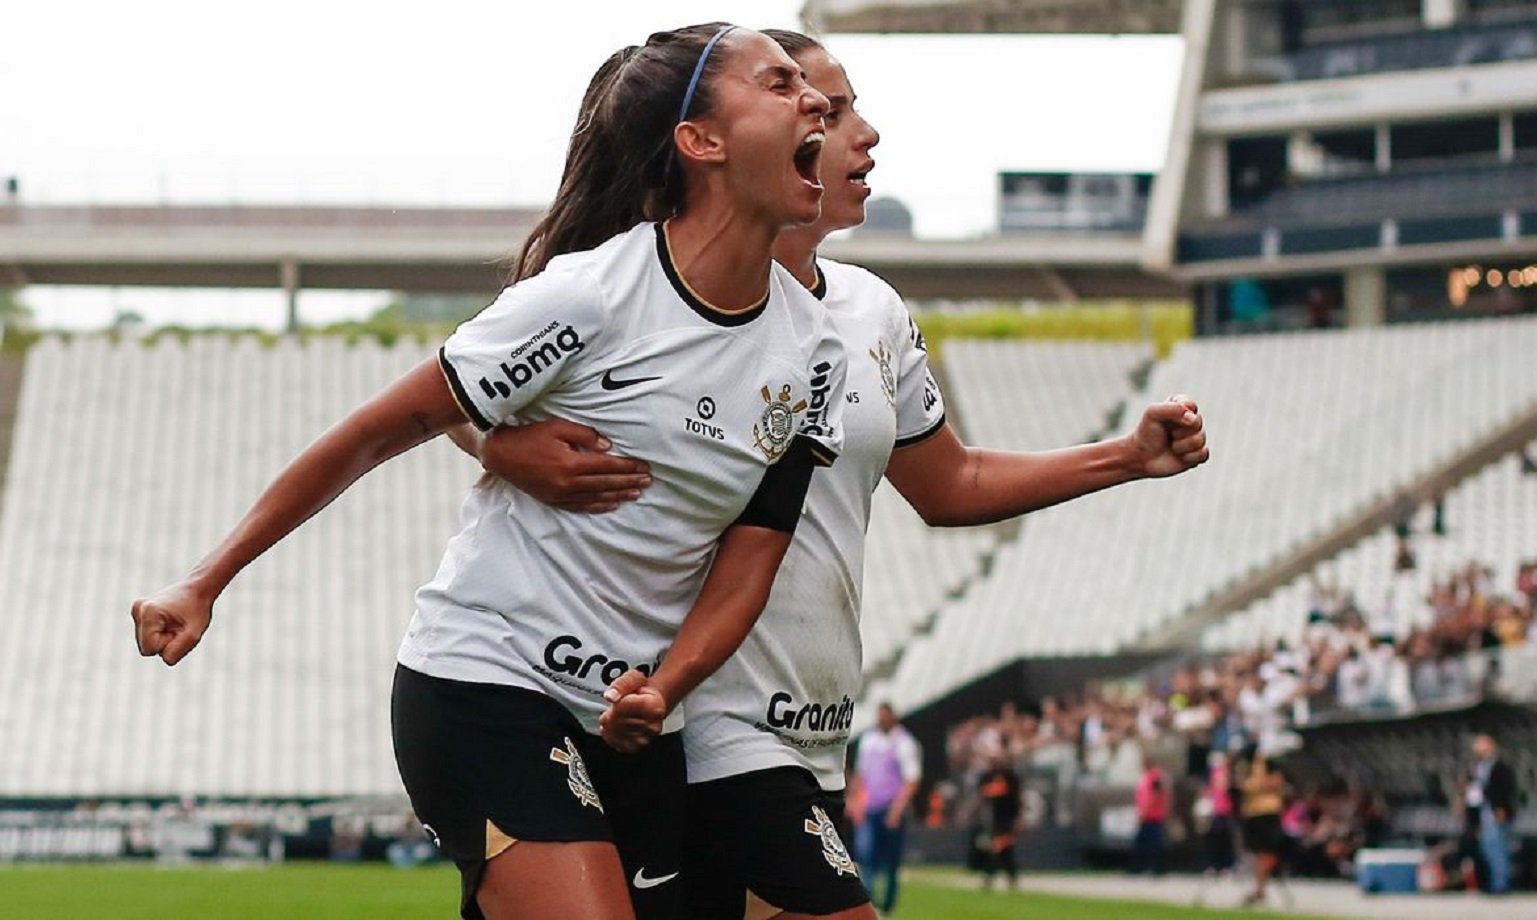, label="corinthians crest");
[803,805,858,877]
[549,736,603,812]
[753,383,808,460]
[869,342,896,408]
